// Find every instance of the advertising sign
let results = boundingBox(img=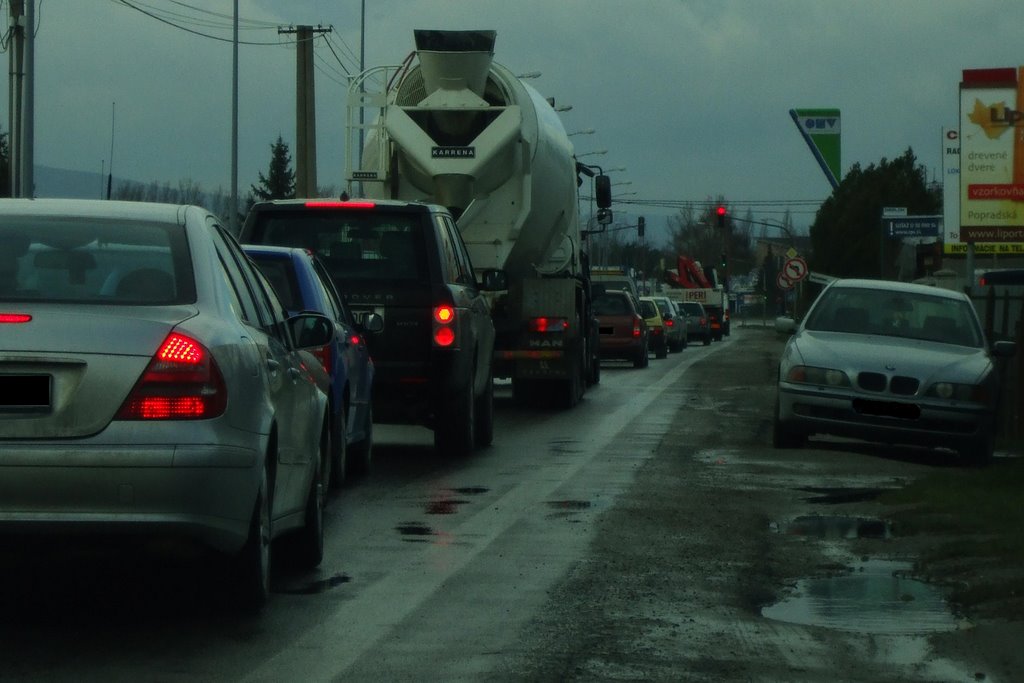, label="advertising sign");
[789,108,841,190]
[959,67,1024,244]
